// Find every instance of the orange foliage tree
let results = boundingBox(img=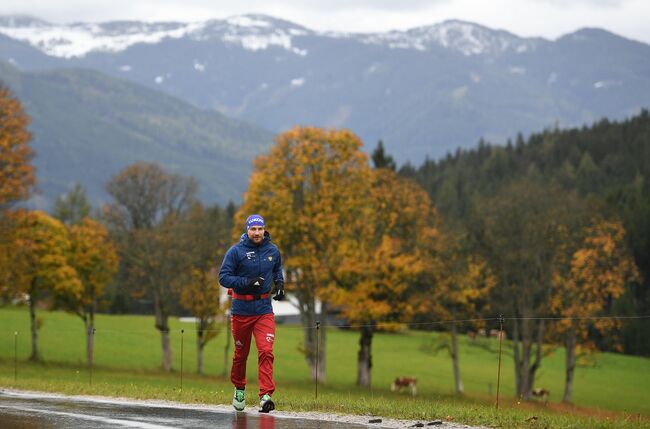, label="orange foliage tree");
[7,210,81,361]
[551,218,639,403]
[326,168,442,387]
[0,84,35,209]
[57,218,119,368]
[236,126,371,382]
